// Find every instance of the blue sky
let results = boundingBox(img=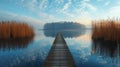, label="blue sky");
[0,0,120,26]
